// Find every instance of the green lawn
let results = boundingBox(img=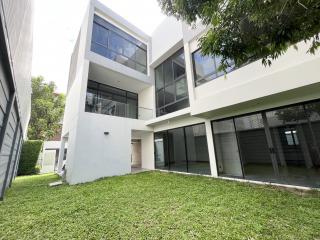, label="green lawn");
[0,172,319,240]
